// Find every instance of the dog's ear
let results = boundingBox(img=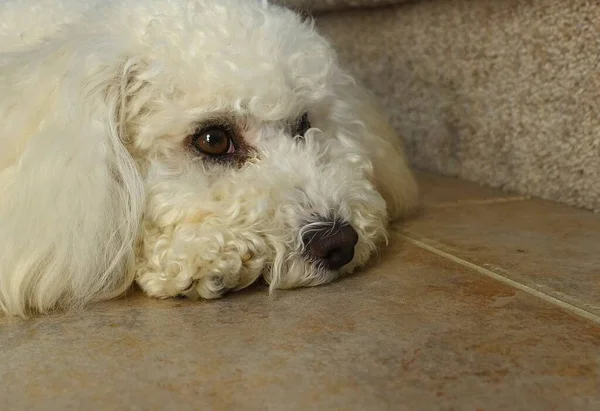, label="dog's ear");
[330,72,419,222]
[0,35,146,316]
